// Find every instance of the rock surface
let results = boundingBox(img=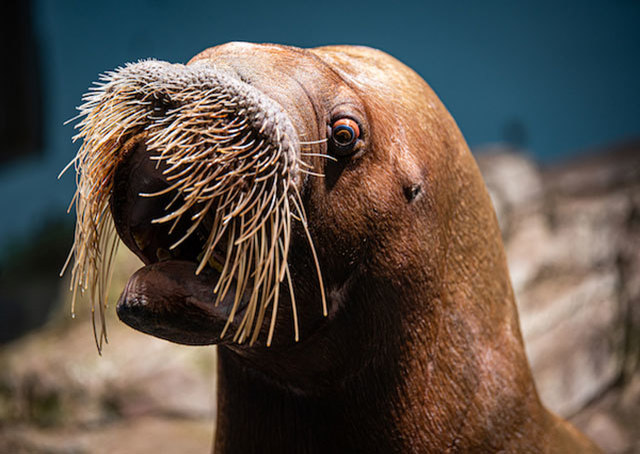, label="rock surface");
[477,141,640,452]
